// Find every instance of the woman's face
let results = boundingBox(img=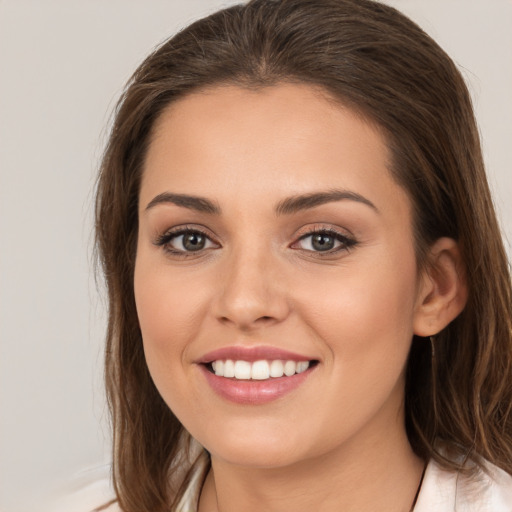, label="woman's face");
[135,83,425,468]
